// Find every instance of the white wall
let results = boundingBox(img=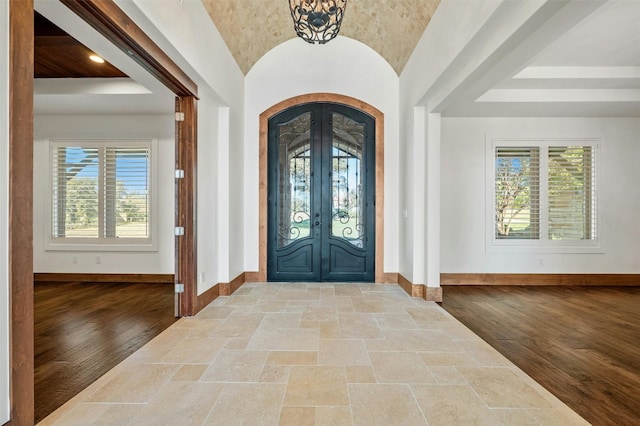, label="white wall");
[0,0,10,422]
[33,114,175,274]
[118,0,245,290]
[441,117,640,273]
[398,0,503,285]
[244,36,400,275]
[197,88,221,288]
[228,101,245,282]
